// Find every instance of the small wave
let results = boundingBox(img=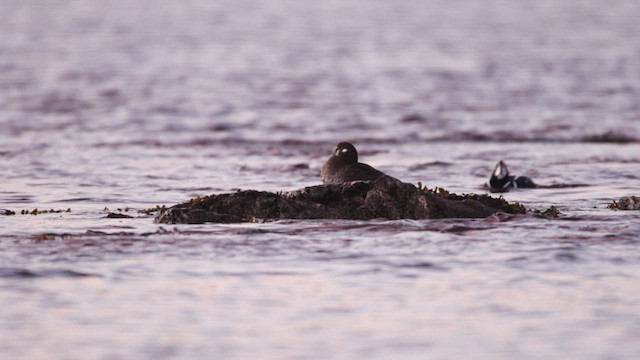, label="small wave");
[438,224,485,233]
[536,183,590,189]
[580,131,638,144]
[409,161,454,171]
[554,252,581,262]
[0,268,100,279]
[363,259,448,271]
[426,130,639,144]
[26,93,92,114]
[396,261,443,269]
[482,183,590,192]
[56,197,95,203]
[0,194,35,203]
